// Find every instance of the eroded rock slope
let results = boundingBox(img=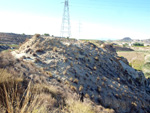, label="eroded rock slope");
[12,35,150,113]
